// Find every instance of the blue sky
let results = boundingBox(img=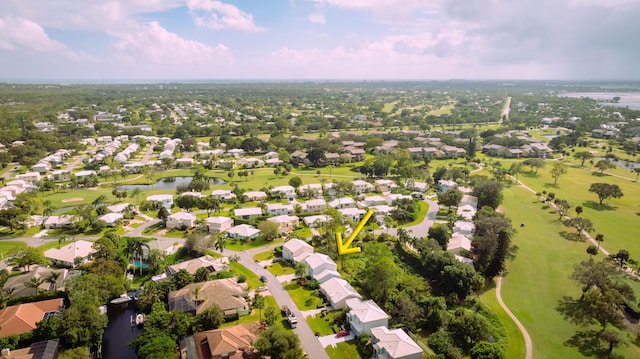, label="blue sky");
[1,0,639,80]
